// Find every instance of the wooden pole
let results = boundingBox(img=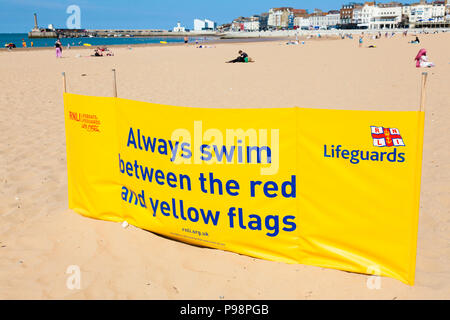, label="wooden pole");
[112,69,118,98]
[62,72,67,93]
[420,72,428,112]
